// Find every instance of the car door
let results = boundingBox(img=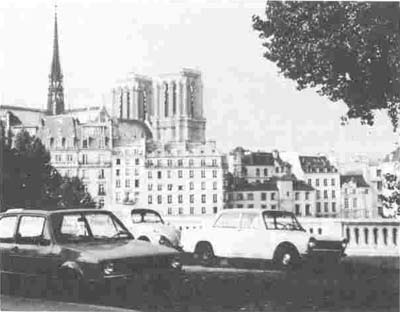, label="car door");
[10,215,55,277]
[0,215,19,274]
[208,212,242,258]
[236,212,271,259]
